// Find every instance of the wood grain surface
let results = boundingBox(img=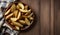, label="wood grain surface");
[40,0,51,35]
[54,0,60,35]
[15,0,58,35]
